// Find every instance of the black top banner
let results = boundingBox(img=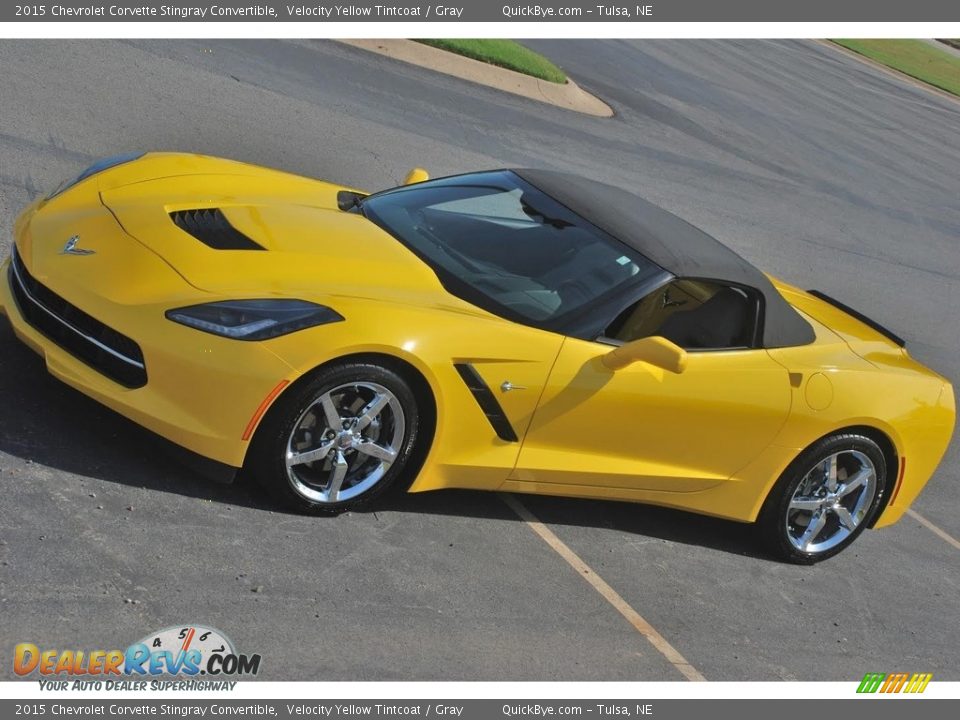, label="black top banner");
[5,0,960,22]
